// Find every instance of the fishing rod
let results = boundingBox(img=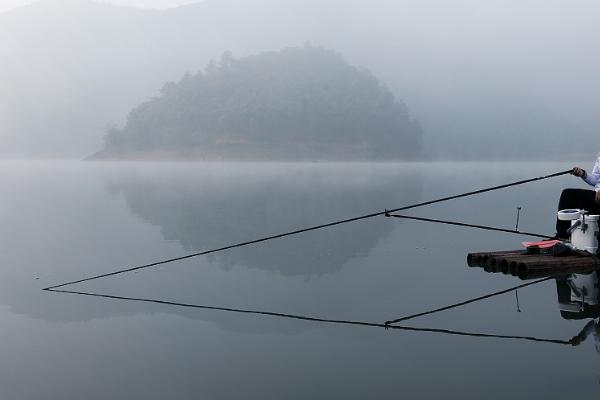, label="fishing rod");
[385,213,553,239]
[43,169,572,290]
